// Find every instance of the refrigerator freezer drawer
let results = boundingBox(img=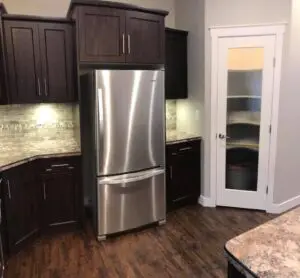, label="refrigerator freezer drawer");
[97,169,166,238]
